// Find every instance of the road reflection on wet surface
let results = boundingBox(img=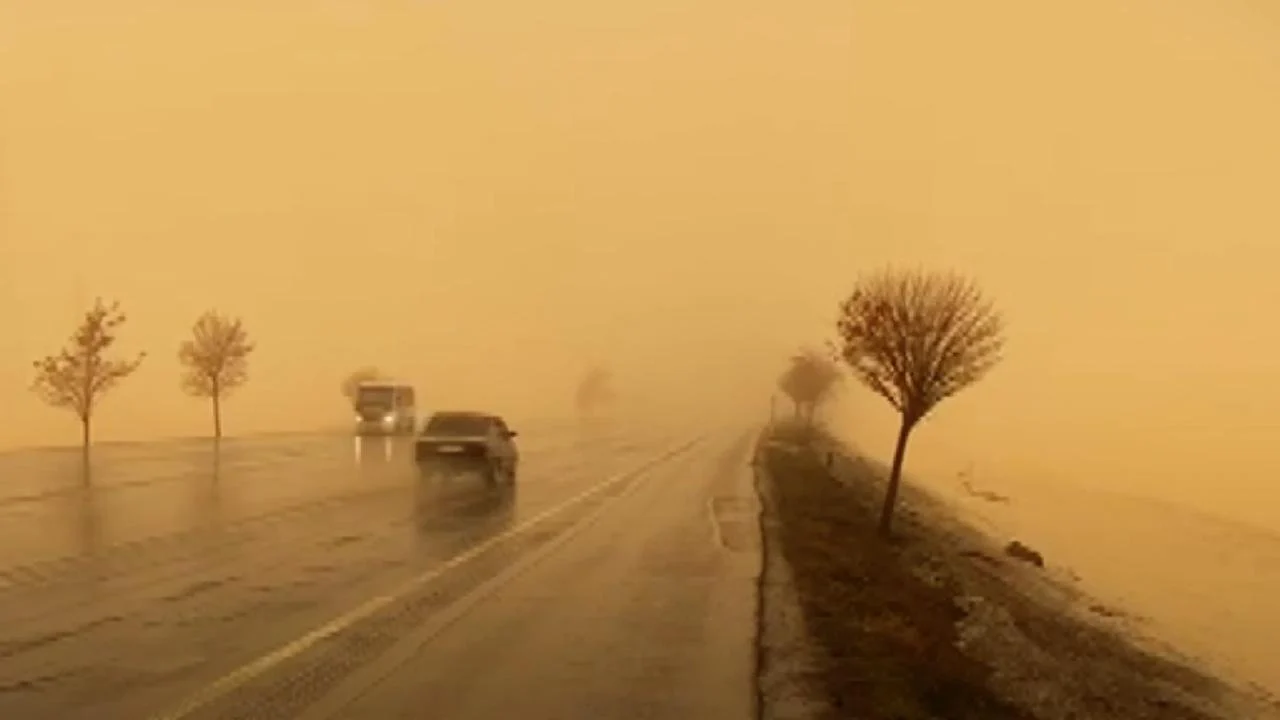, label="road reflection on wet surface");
[0,419,678,720]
